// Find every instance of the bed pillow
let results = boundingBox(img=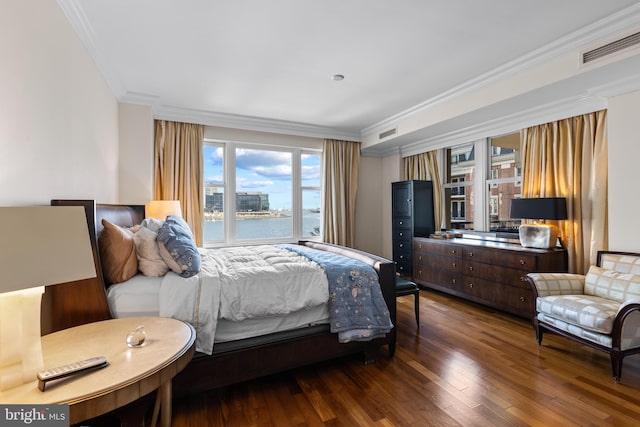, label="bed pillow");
[132,225,170,277]
[140,217,164,233]
[157,215,201,278]
[98,219,138,285]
